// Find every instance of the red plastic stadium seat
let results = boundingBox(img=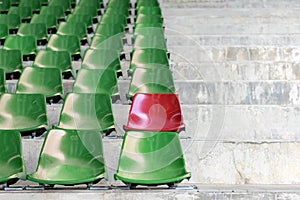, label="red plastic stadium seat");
[123,93,185,133]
